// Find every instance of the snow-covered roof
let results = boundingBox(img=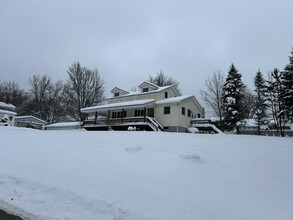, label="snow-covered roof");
[138,81,159,89]
[46,121,81,128]
[110,87,131,94]
[106,85,175,99]
[15,116,47,124]
[0,109,17,115]
[155,95,194,105]
[0,102,16,110]
[81,99,156,113]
